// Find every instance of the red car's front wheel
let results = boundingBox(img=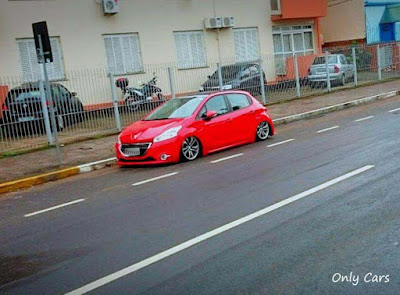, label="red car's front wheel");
[181,137,201,161]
